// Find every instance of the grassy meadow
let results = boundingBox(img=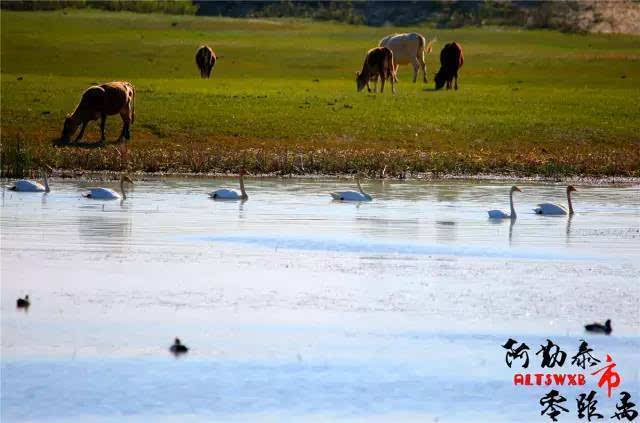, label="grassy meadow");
[1,10,639,177]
